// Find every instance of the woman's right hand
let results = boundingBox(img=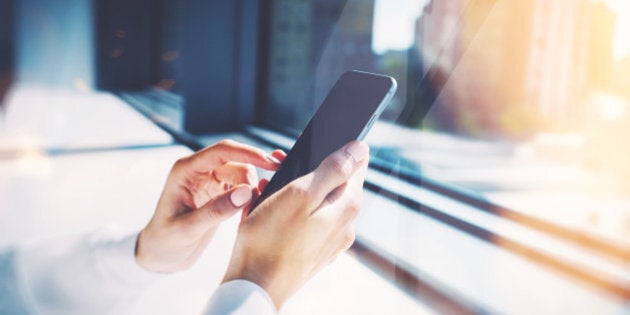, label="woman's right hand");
[222,141,370,309]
